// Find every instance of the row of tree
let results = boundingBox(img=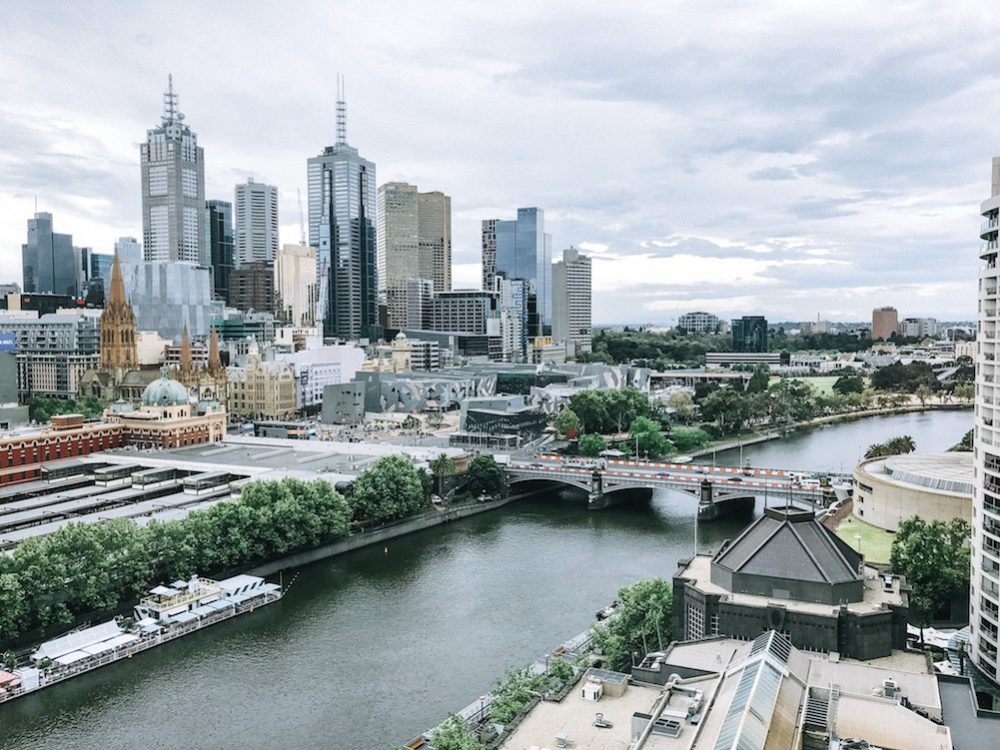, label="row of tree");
[1,454,506,645]
[863,435,916,459]
[27,395,105,424]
